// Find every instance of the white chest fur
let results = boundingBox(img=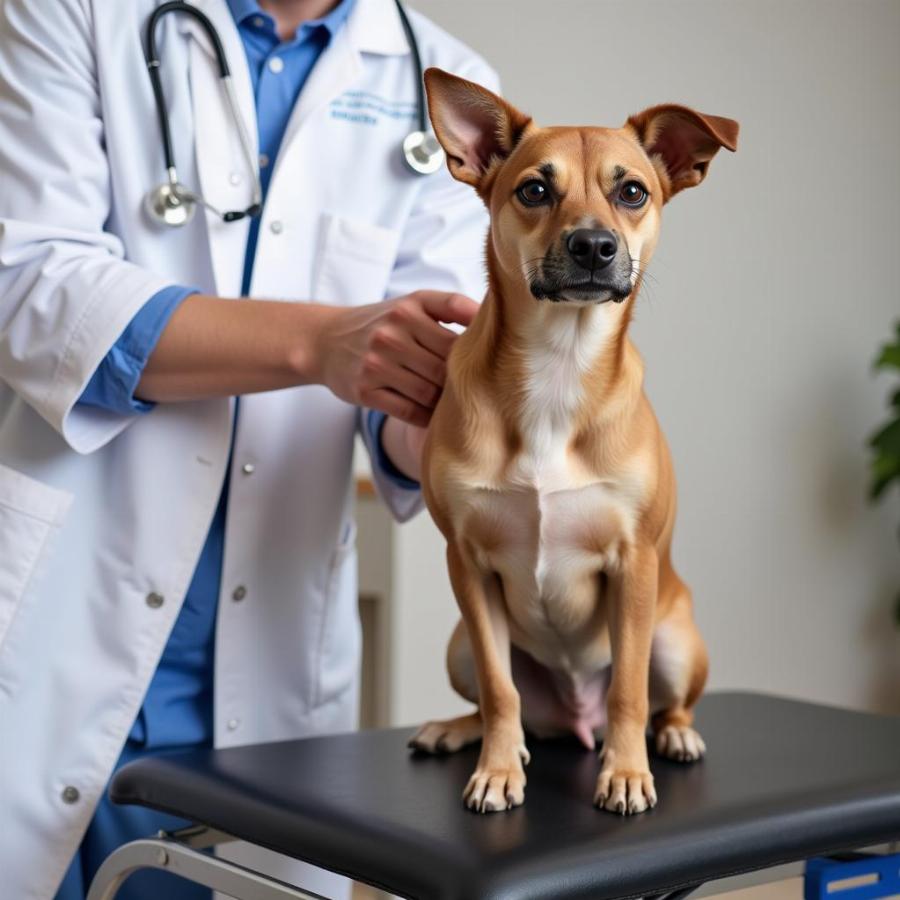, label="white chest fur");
[515,305,610,489]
